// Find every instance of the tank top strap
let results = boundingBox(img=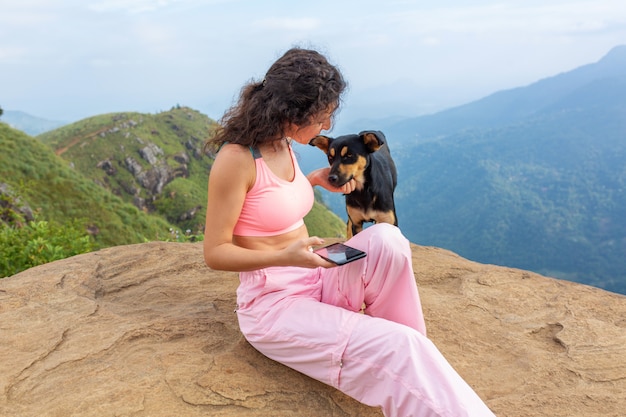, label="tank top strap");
[250,146,262,159]
[217,142,262,159]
